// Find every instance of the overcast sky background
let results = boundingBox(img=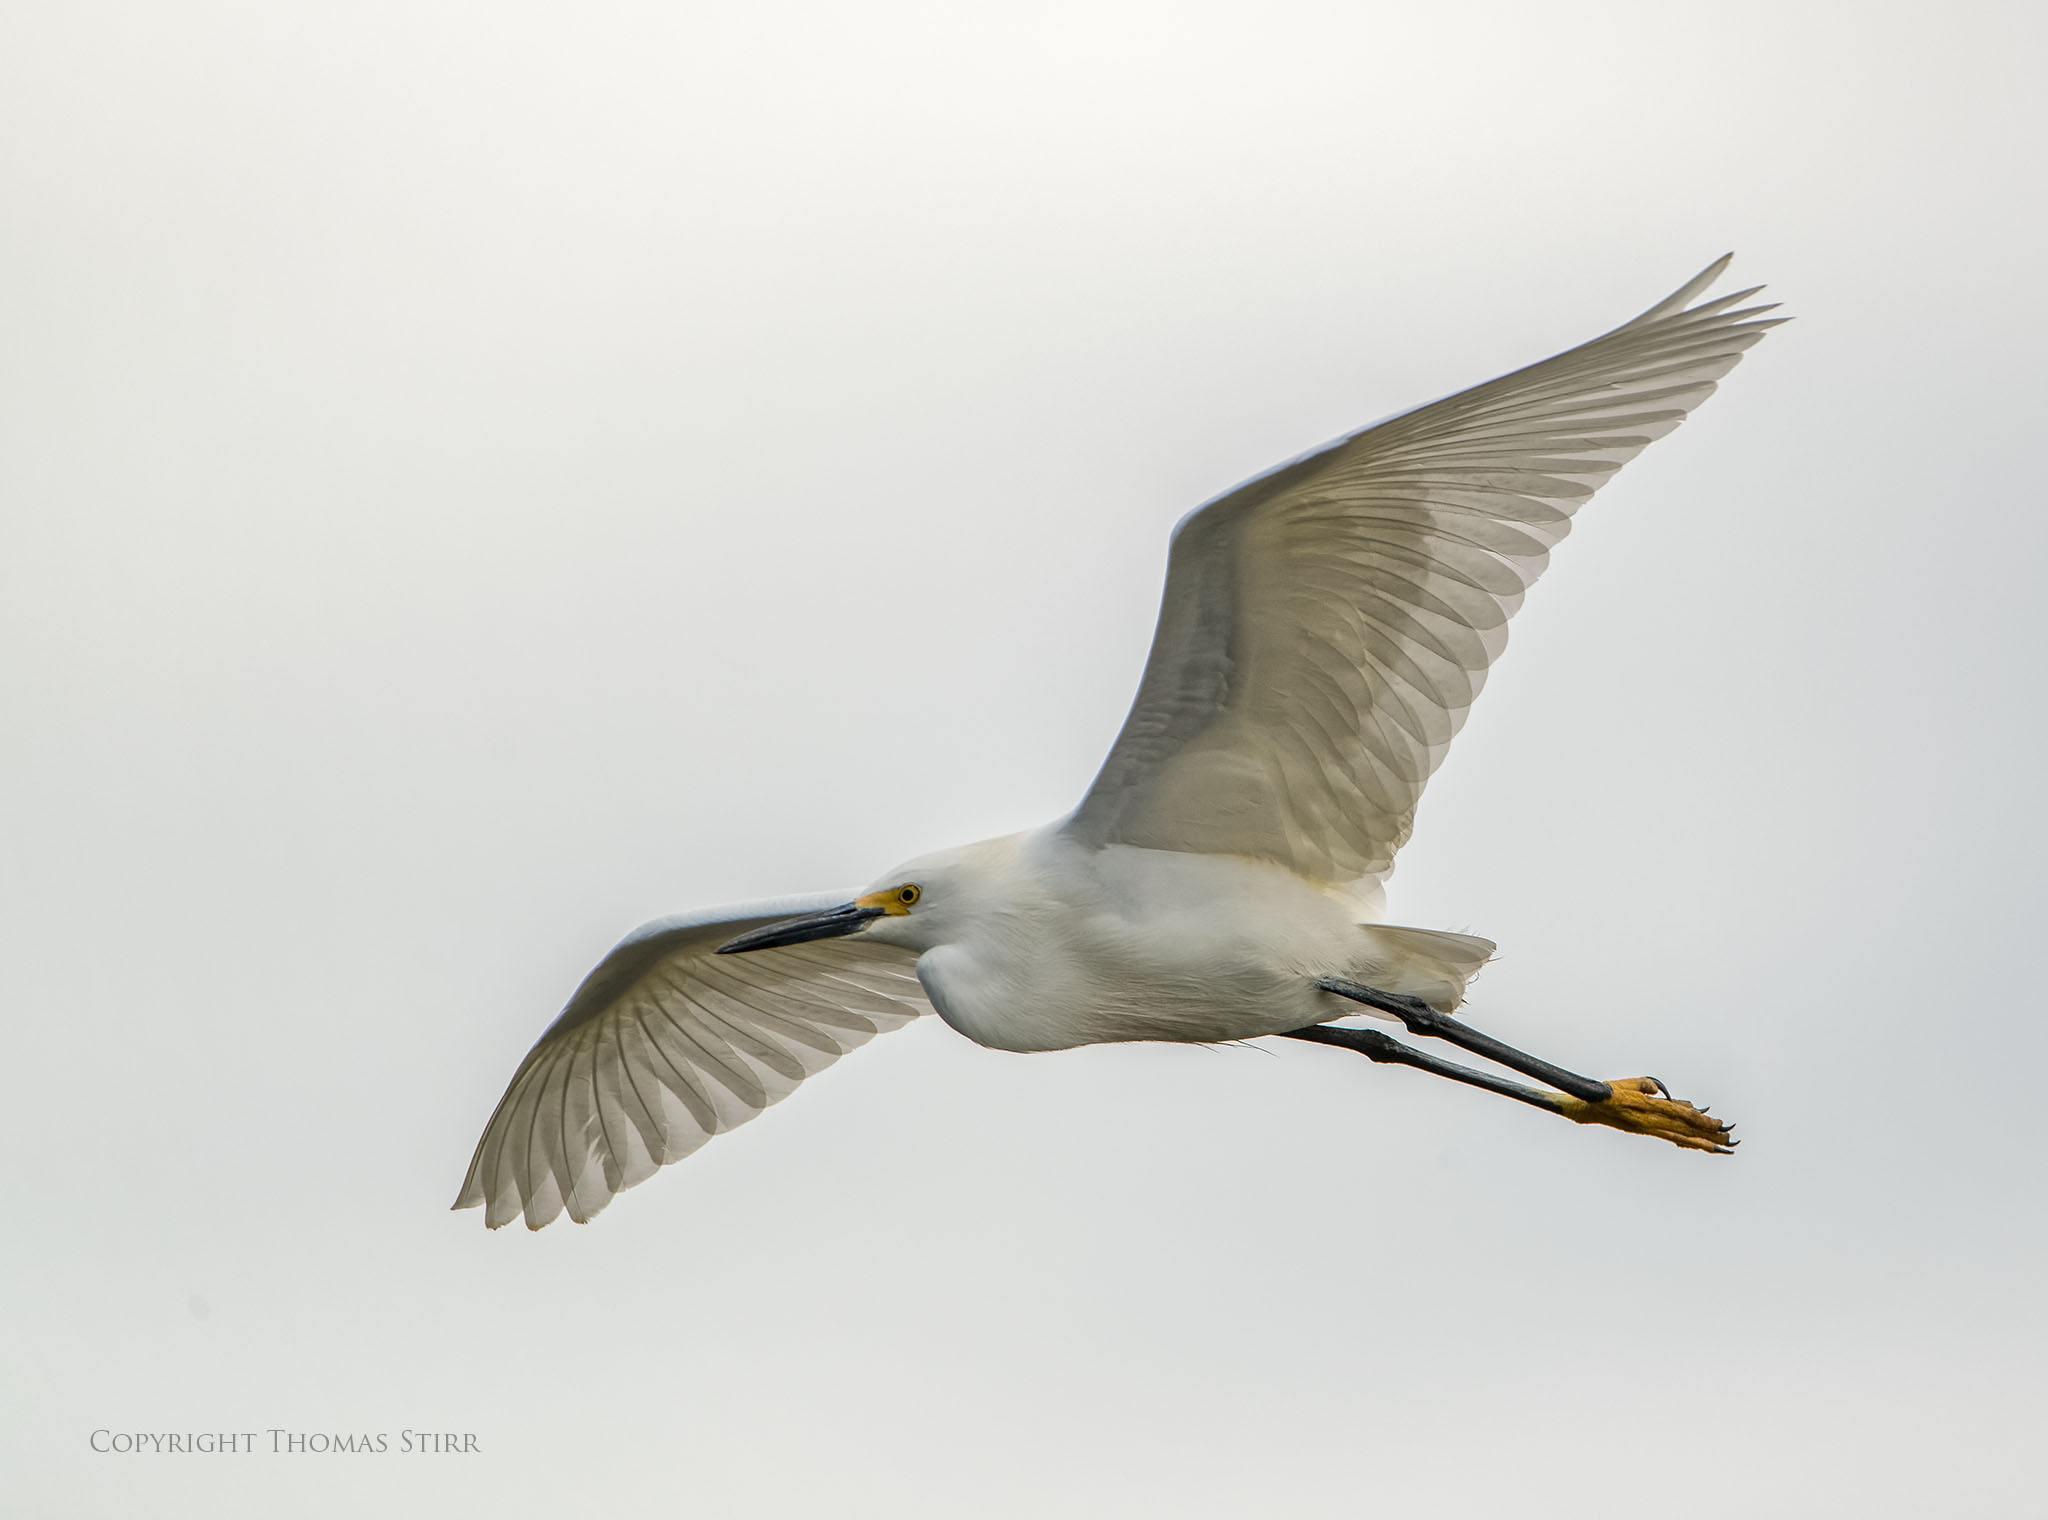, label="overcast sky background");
[5,2,2044,1514]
